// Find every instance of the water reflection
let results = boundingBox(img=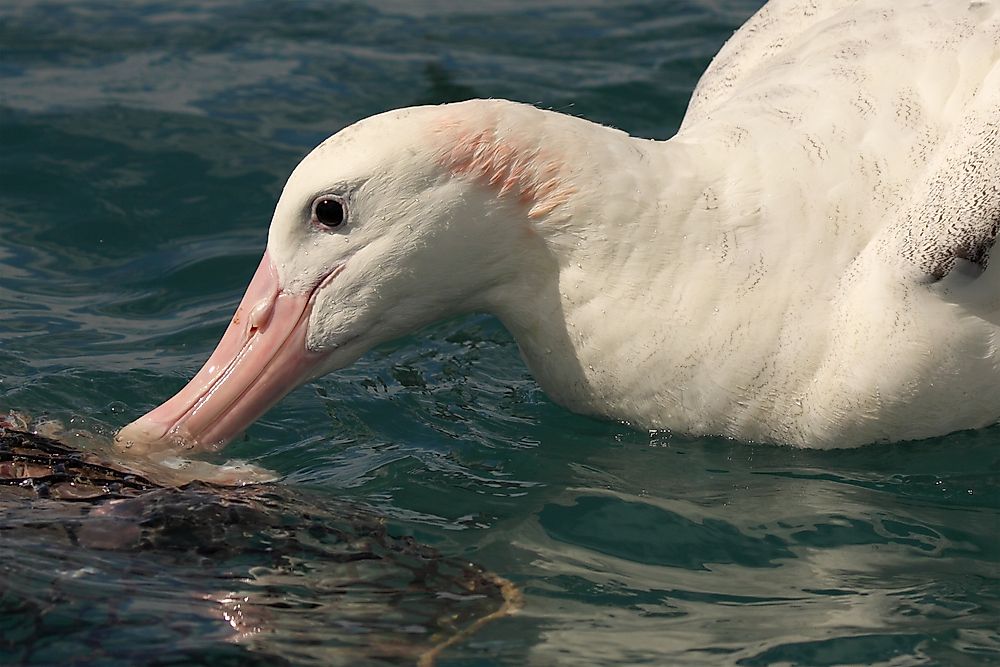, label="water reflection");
[498,432,1000,665]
